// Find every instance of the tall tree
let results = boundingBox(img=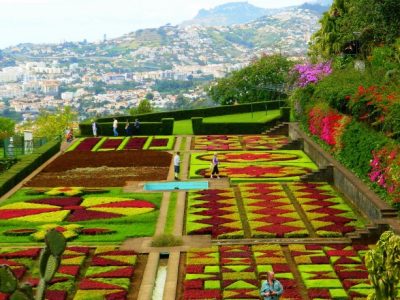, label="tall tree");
[209,55,292,105]
[30,107,77,138]
[310,0,400,59]
[0,117,15,139]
